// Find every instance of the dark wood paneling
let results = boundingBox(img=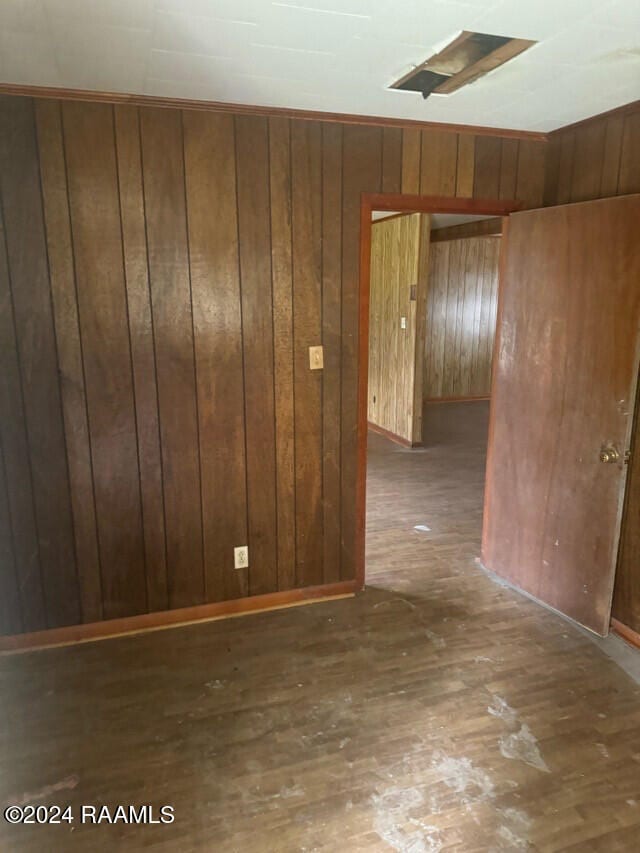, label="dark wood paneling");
[183,110,248,602]
[483,196,640,635]
[0,427,22,634]
[321,123,343,584]
[0,96,80,629]
[499,139,519,200]
[62,101,146,620]
[139,106,204,609]
[0,191,46,632]
[618,111,640,194]
[0,91,551,639]
[515,139,545,208]
[292,121,324,588]
[430,217,502,242]
[342,125,382,579]
[35,99,103,624]
[235,115,278,596]
[114,105,168,614]
[473,136,502,198]
[381,127,402,194]
[269,116,296,592]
